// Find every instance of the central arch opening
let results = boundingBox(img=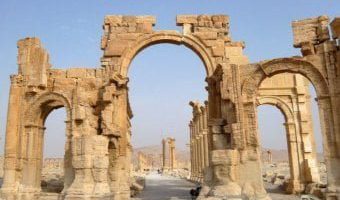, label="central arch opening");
[128,43,207,198]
